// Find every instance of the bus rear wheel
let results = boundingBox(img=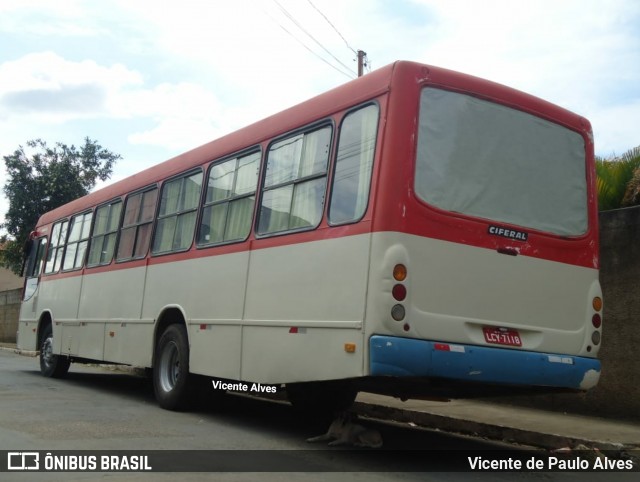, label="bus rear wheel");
[39,324,70,378]
[153,324,192,410]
